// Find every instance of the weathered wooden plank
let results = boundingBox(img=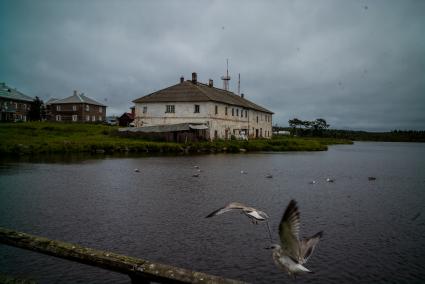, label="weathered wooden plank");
[0,227,246,284]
